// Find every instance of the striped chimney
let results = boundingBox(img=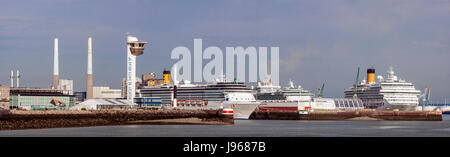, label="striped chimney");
[53,38,59,89]
[86,37,93,99]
